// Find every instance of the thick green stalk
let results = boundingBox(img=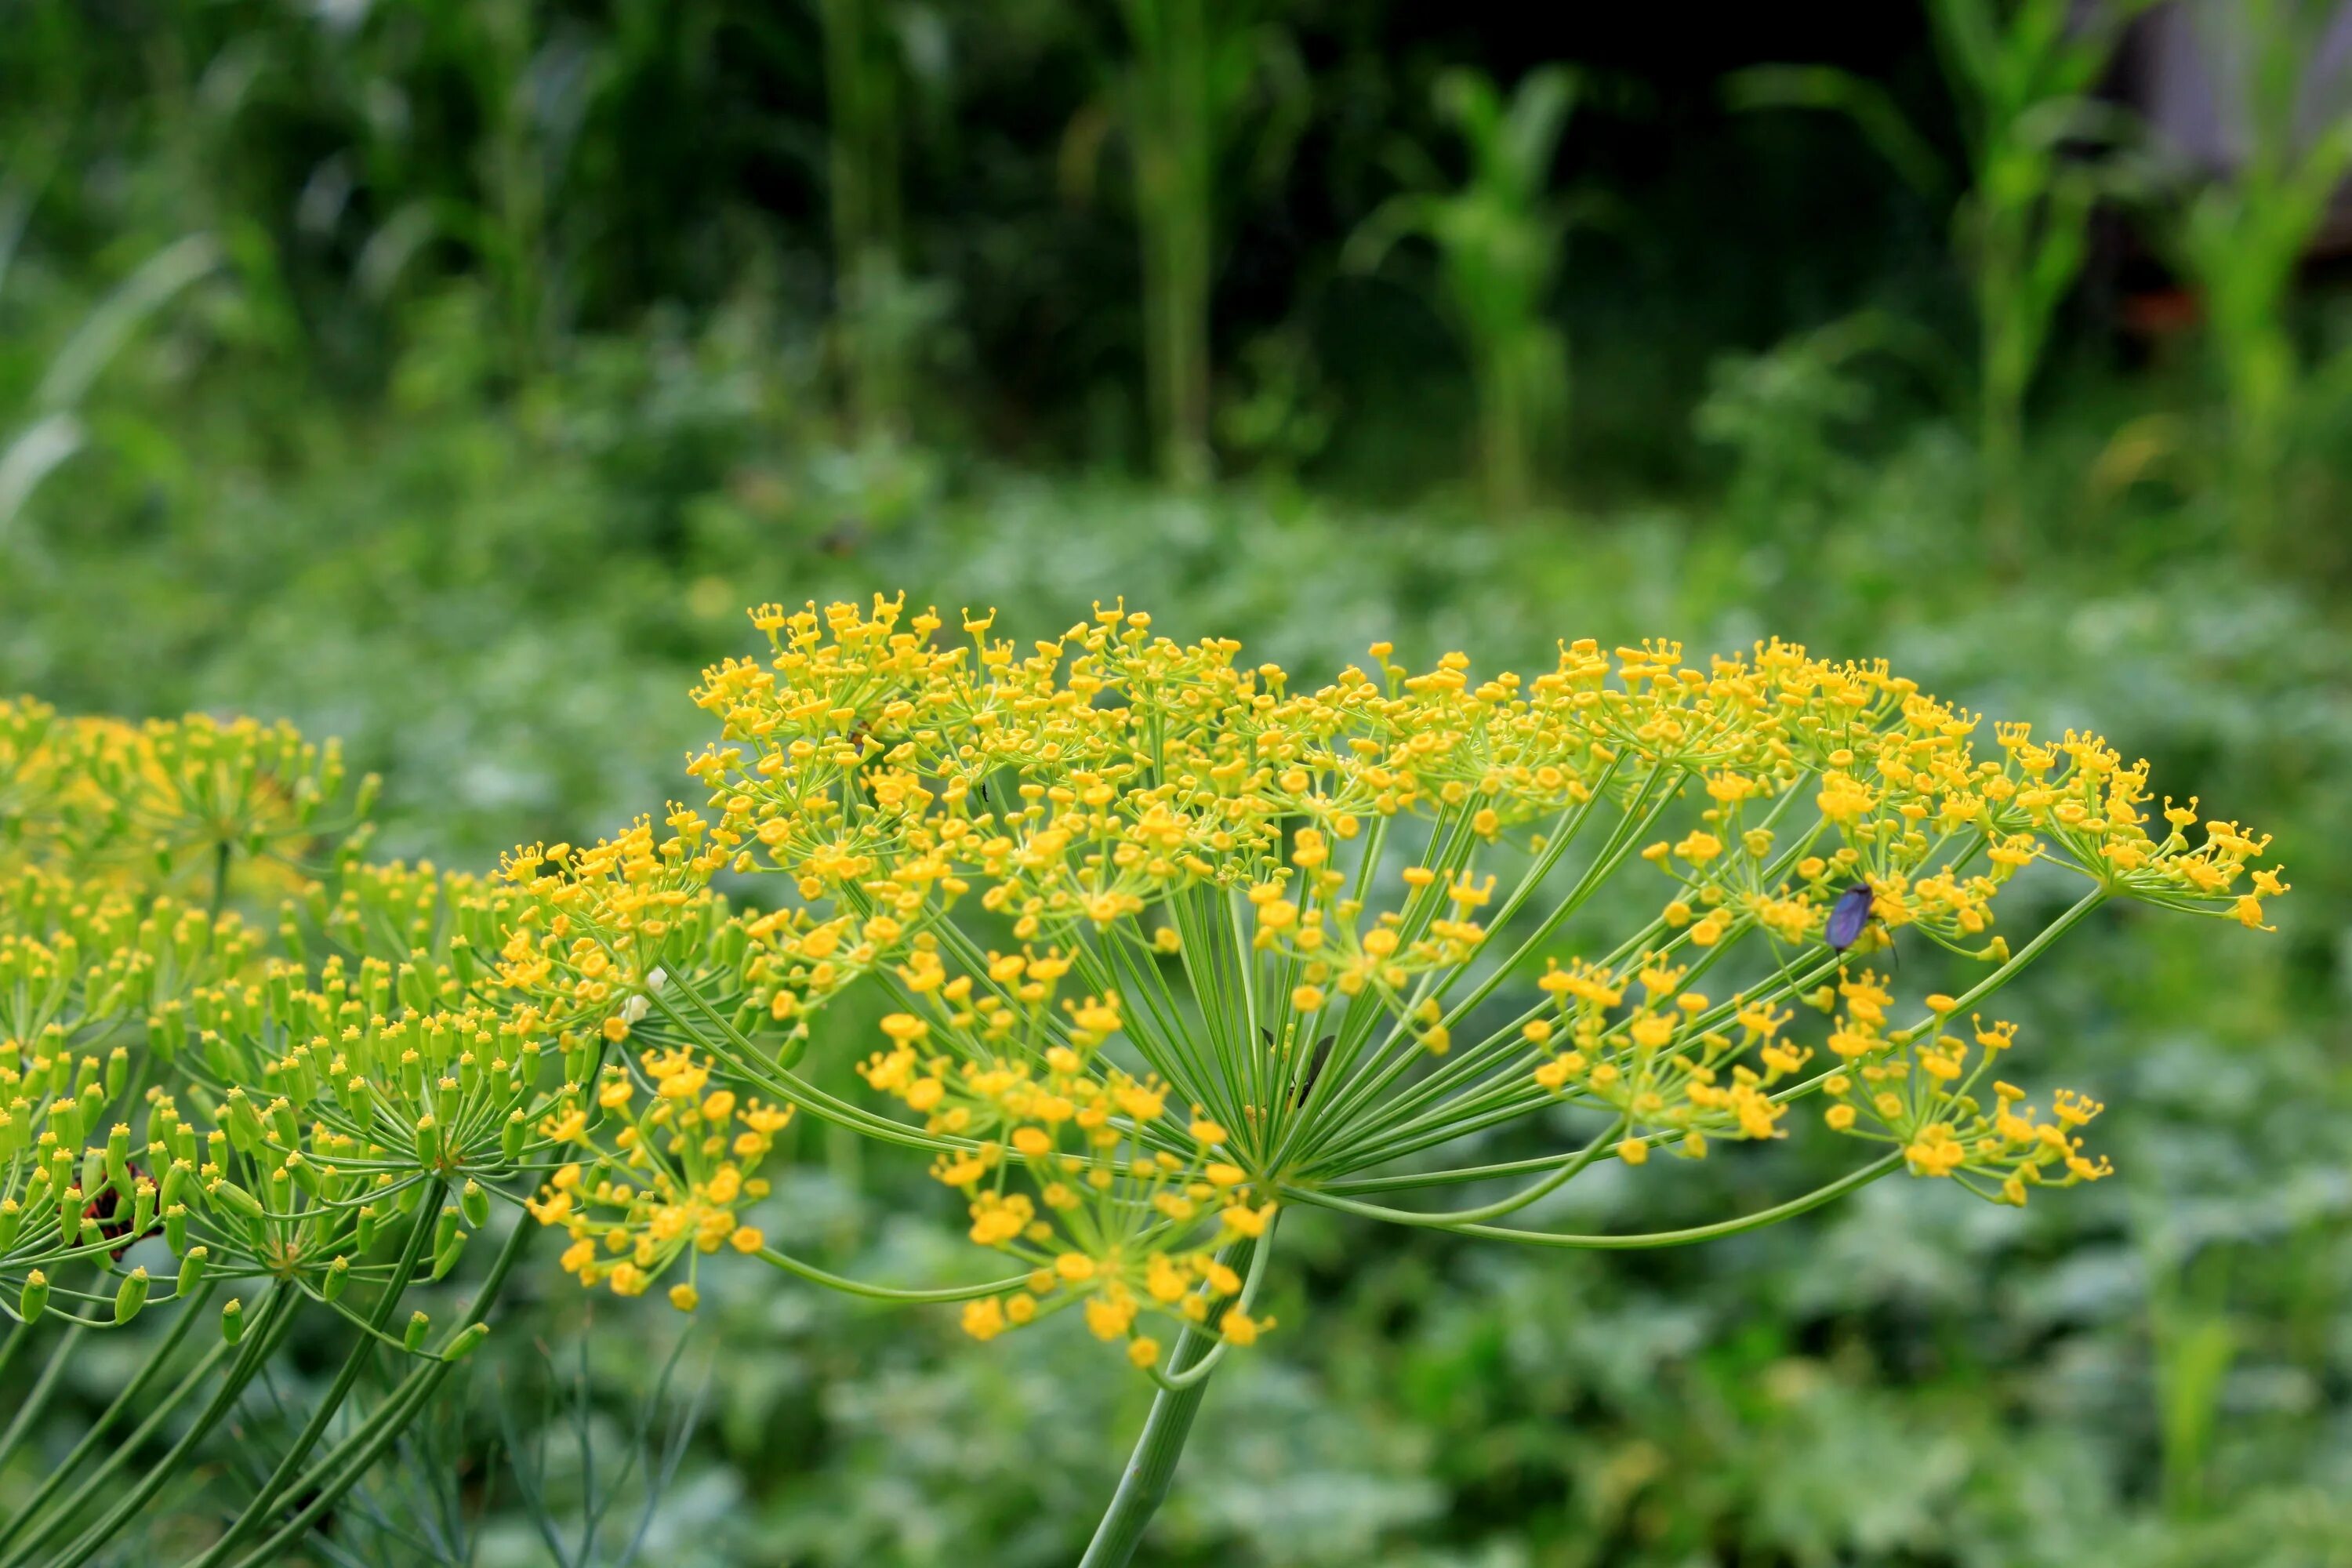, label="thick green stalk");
[1078,1231,1261,1568]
